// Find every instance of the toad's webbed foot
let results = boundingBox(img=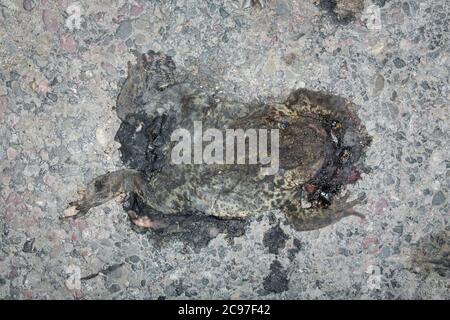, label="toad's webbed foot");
[284,192,366,231]
[331,192,366,219]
